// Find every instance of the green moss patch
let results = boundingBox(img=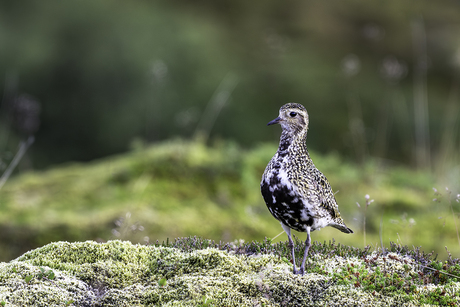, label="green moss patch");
[1,139,459,263]
[1,239,459,306]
